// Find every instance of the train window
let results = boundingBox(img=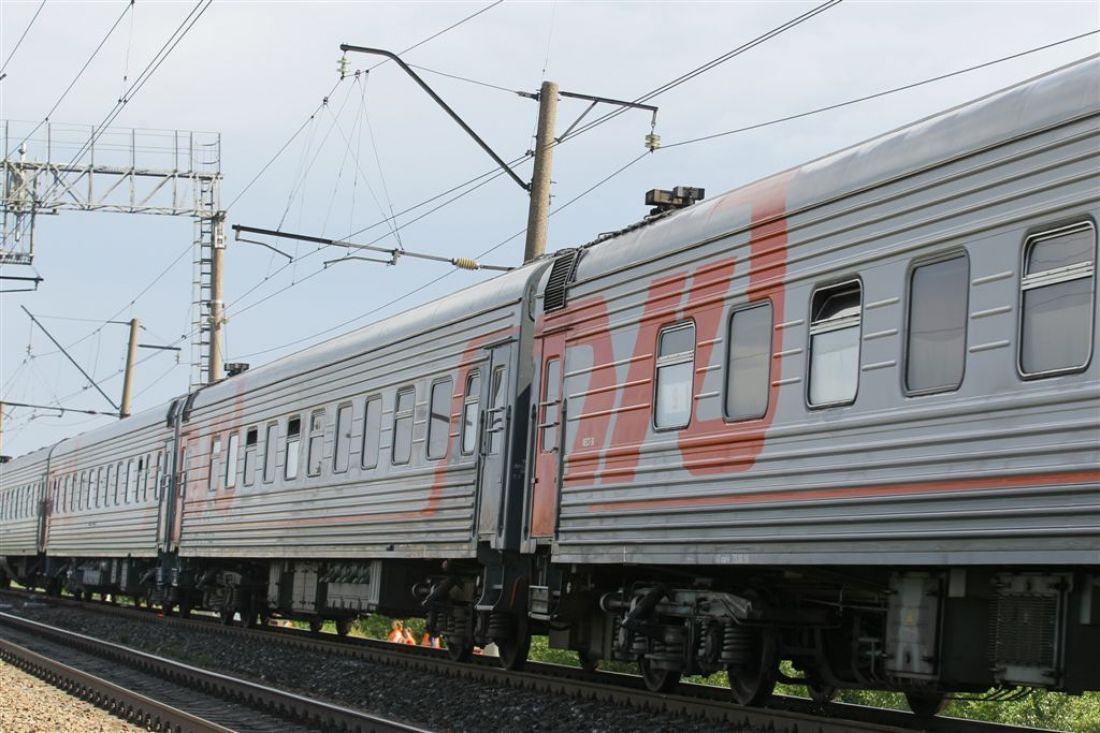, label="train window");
[427,379,453,460]
[461,372,480,455]
[263,423,278,483]
[487,366,507,455]
[392,388,415,465]
[307,410,325,477]
[226,432,240,488]
[81,470,89,510]
[285,416,301,480]
[96,467,105,508]
[126,459,136,502]
[104,465,115,506]
[541,359,561,452]
[152,451,163,501]
[333,405,352,473]
[244,428,258,486]
[1019,222,1096,376]
[209,436,222,492]
[906,255,969,394]
[361,396,381,469]
[139,455,150,502]
[725,301,773,420]
[808,281,862,407]
[654,322,696,429]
